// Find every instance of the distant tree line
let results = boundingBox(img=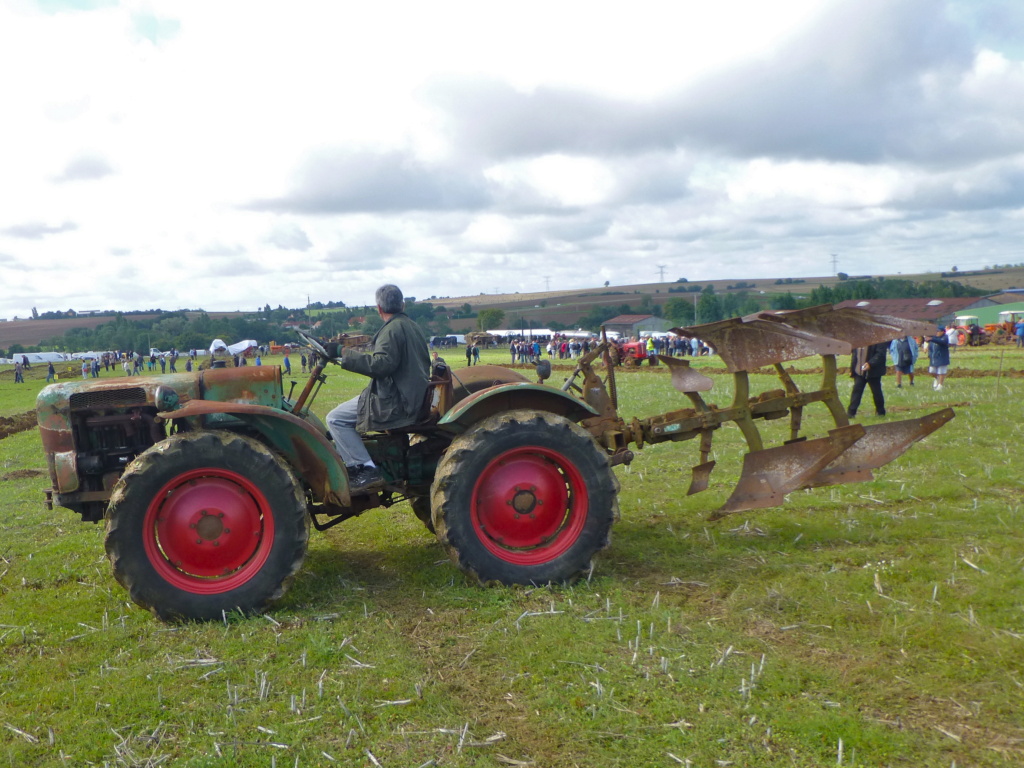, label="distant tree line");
[11,299,462,356]
[4,277,991,357]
